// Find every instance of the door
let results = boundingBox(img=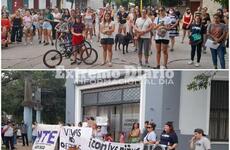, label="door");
[34,0,39,9]
[98,105,121,142]
[190,2,201,14]
[12,0,23,13]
